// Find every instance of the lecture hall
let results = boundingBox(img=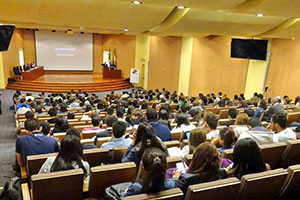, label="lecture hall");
[0,0,300,200]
